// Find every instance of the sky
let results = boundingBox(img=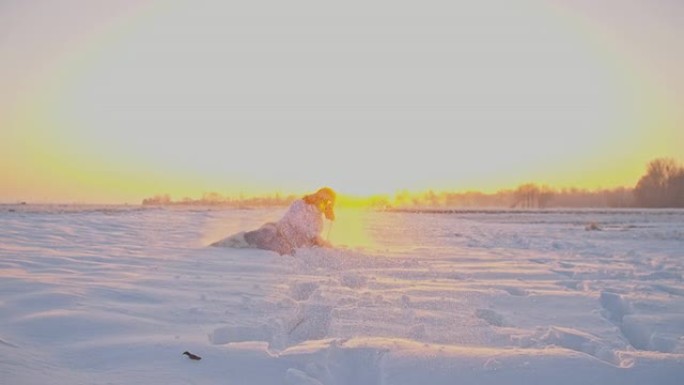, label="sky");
[2,0,682,203]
